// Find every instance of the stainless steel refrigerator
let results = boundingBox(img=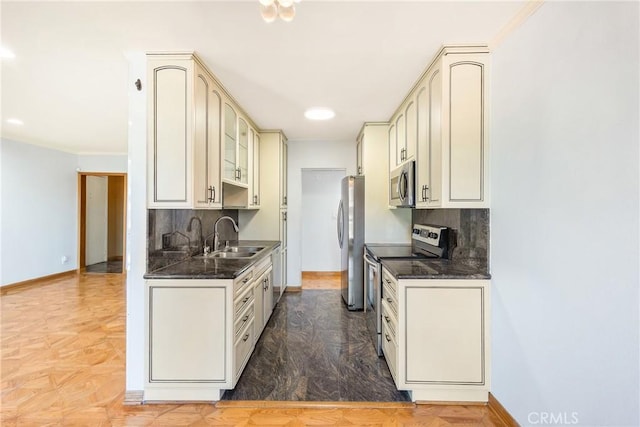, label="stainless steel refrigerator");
[337,176,365,310]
